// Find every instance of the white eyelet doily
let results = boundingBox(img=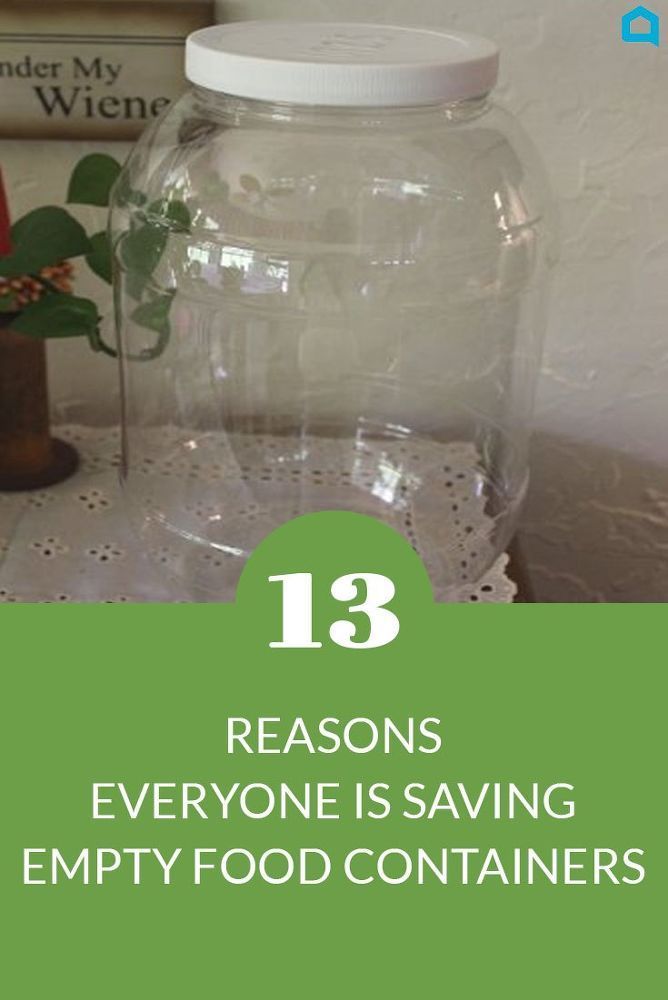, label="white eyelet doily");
[0,425,516,603]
